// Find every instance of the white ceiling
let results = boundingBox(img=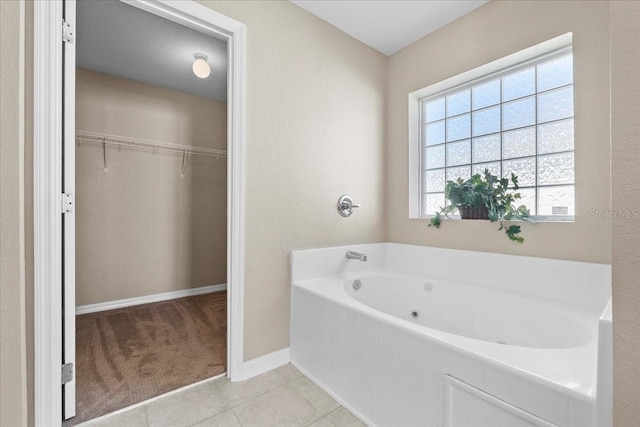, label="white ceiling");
[76,0,227,102]
[291,0,488,56]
